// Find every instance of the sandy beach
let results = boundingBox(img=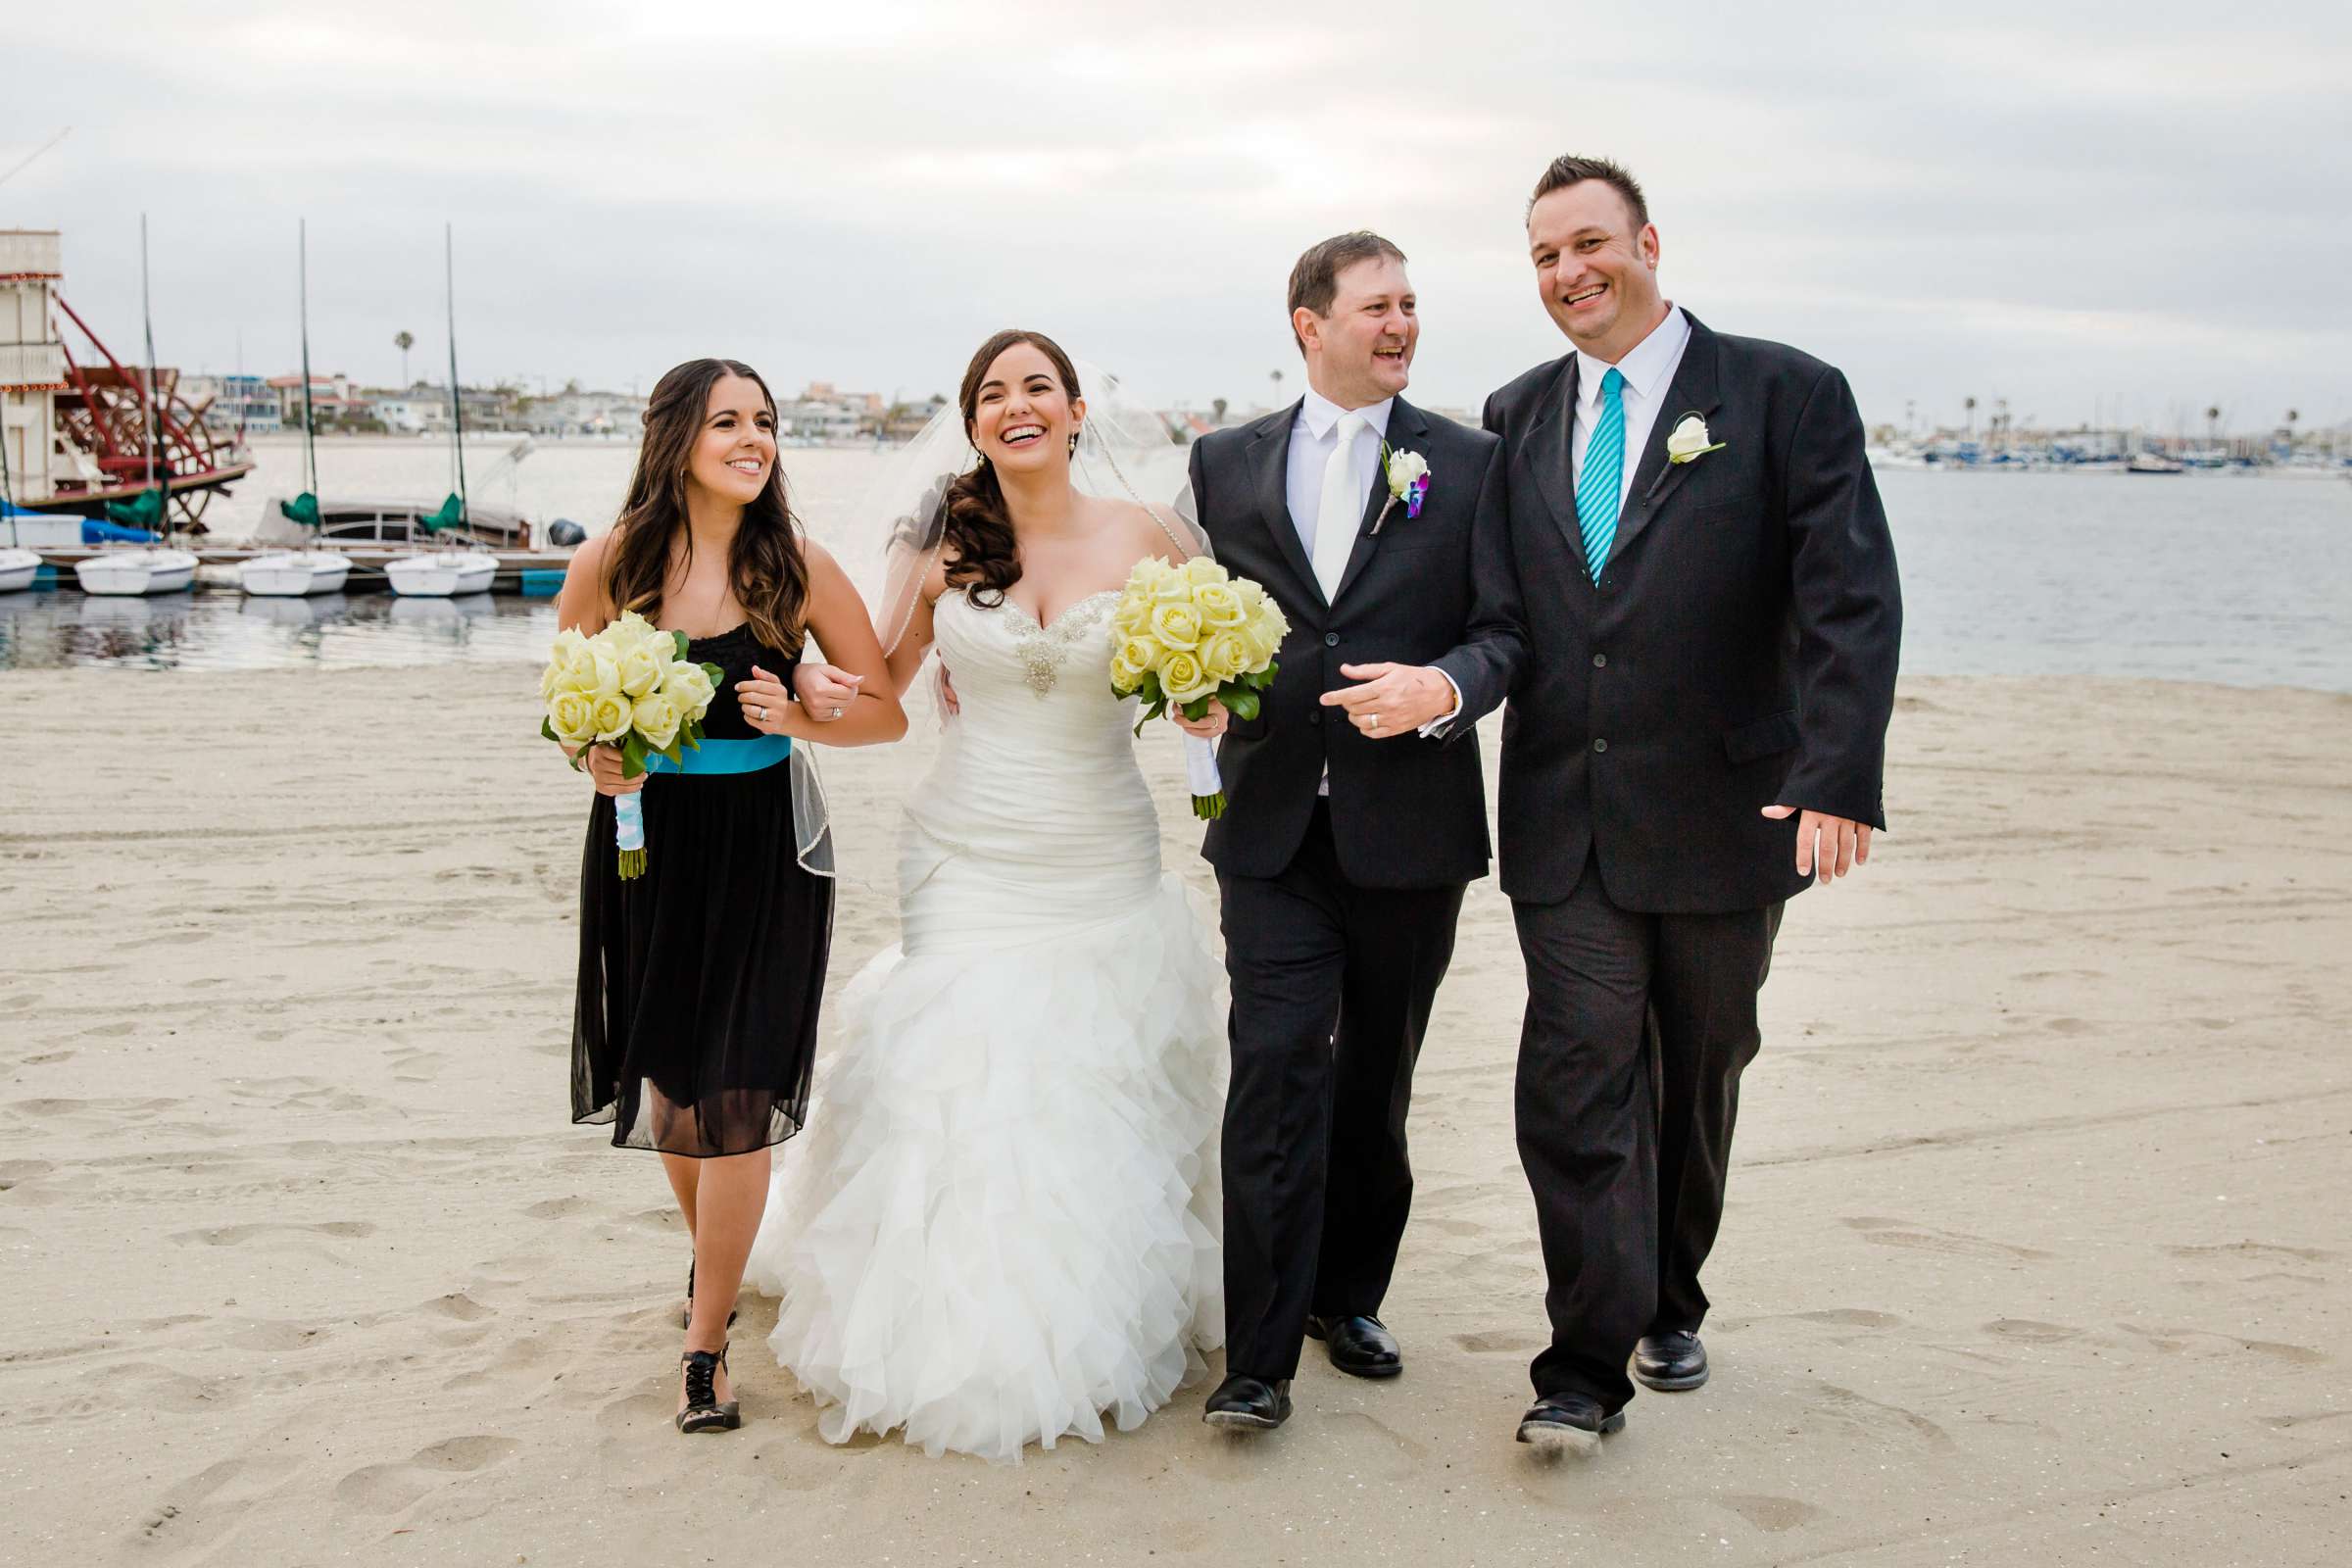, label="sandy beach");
[3,665,2347,1567]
